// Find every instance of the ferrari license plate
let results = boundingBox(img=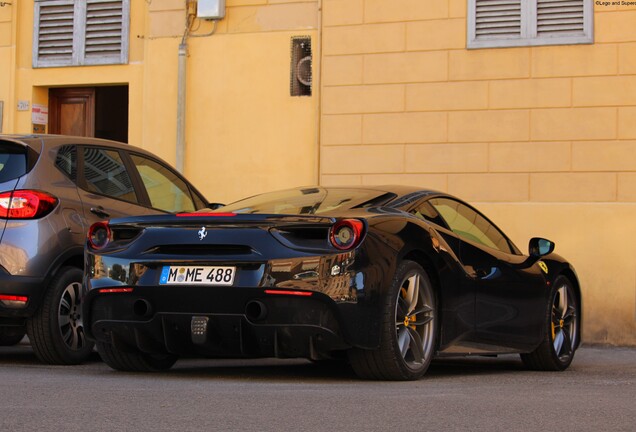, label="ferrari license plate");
[159,266,236,286]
